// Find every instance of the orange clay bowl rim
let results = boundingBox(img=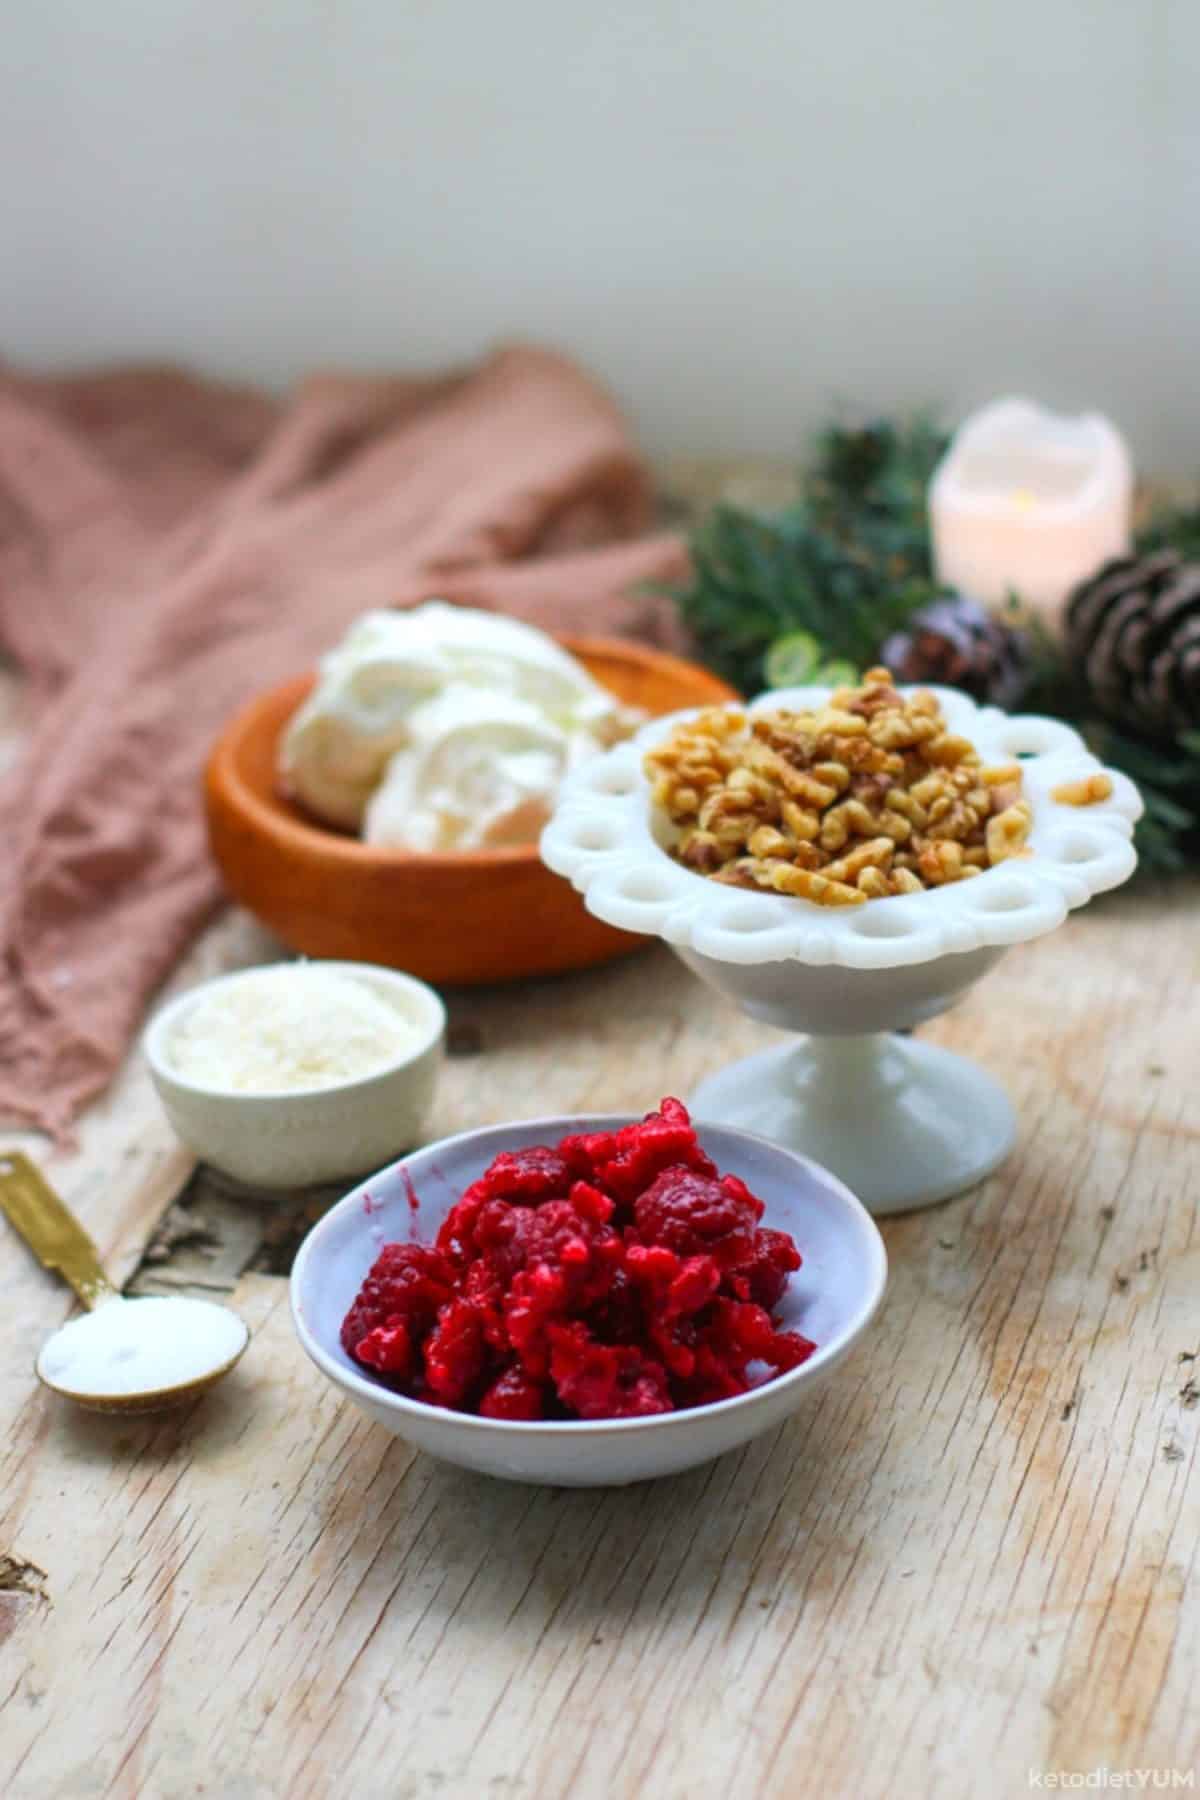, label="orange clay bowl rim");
[207,634,737,872]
